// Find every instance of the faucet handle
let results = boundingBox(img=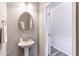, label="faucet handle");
[20,37,23,42]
